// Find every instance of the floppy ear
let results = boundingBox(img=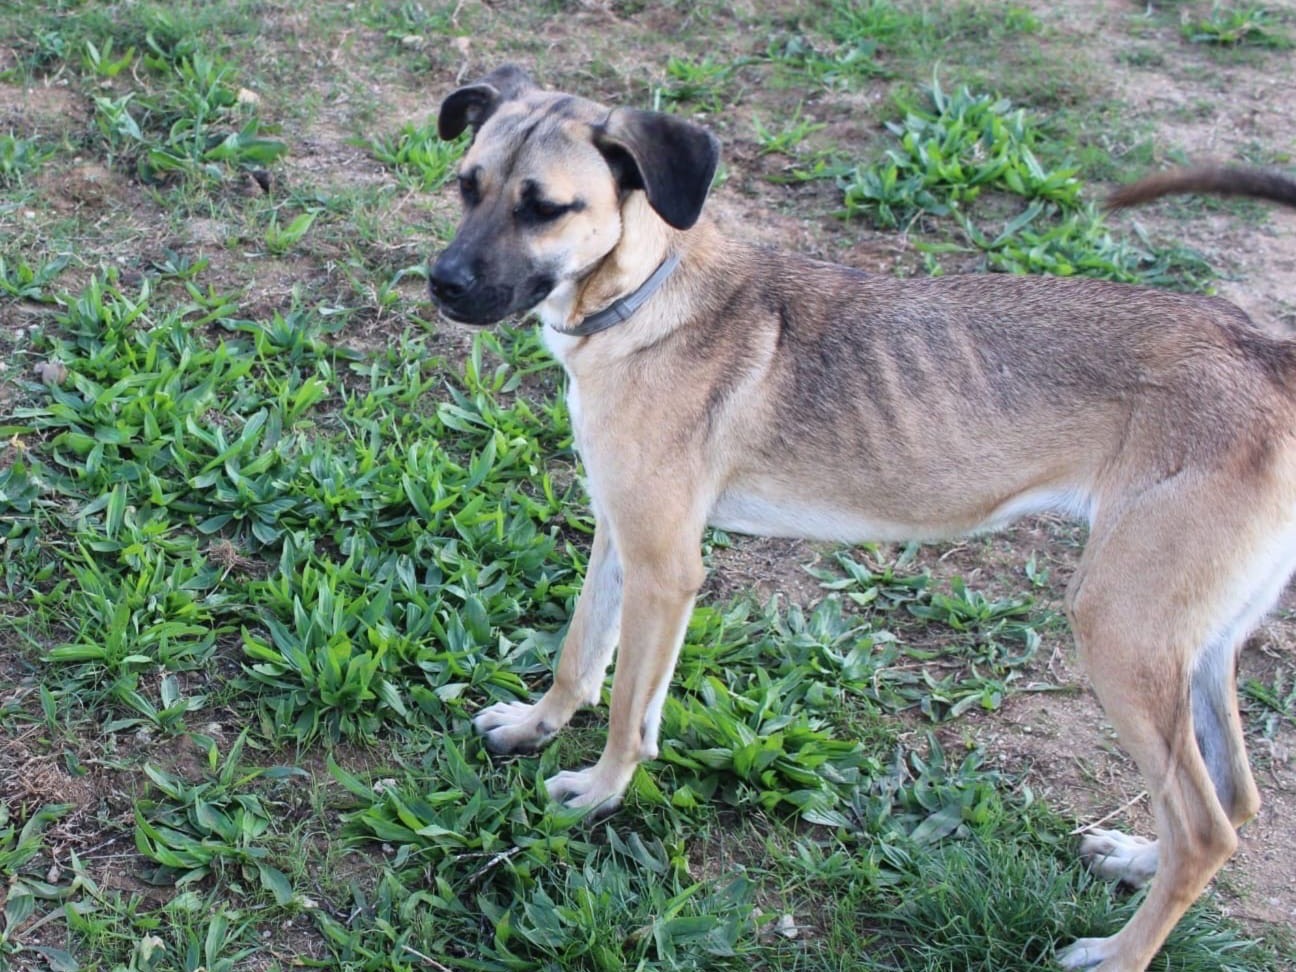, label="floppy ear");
[438,64,535,141]
[594,108,720,230]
